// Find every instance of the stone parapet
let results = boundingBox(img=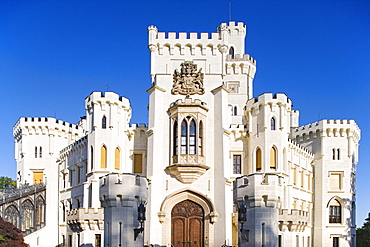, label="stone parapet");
[278,209,309,232]
[66,207,104,231]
